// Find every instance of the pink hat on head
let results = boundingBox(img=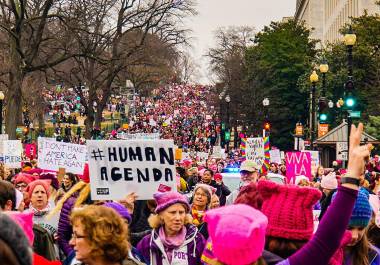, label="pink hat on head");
[7,212,34,245]
[154,191,190,213]
[210,164,217,173]
[26,179,51,199]
[204,204,268,265]
[258,180,321,240]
